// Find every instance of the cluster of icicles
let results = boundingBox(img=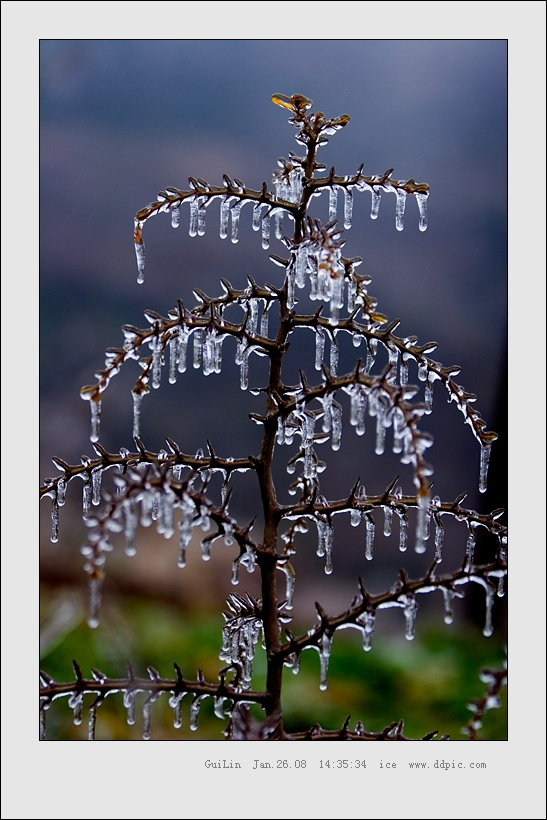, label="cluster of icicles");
[40,667,253,741]
[134,167,428,286]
